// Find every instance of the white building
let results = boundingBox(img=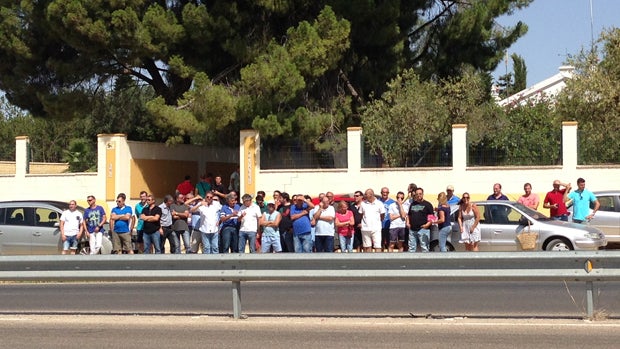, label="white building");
[498,65,575,107]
